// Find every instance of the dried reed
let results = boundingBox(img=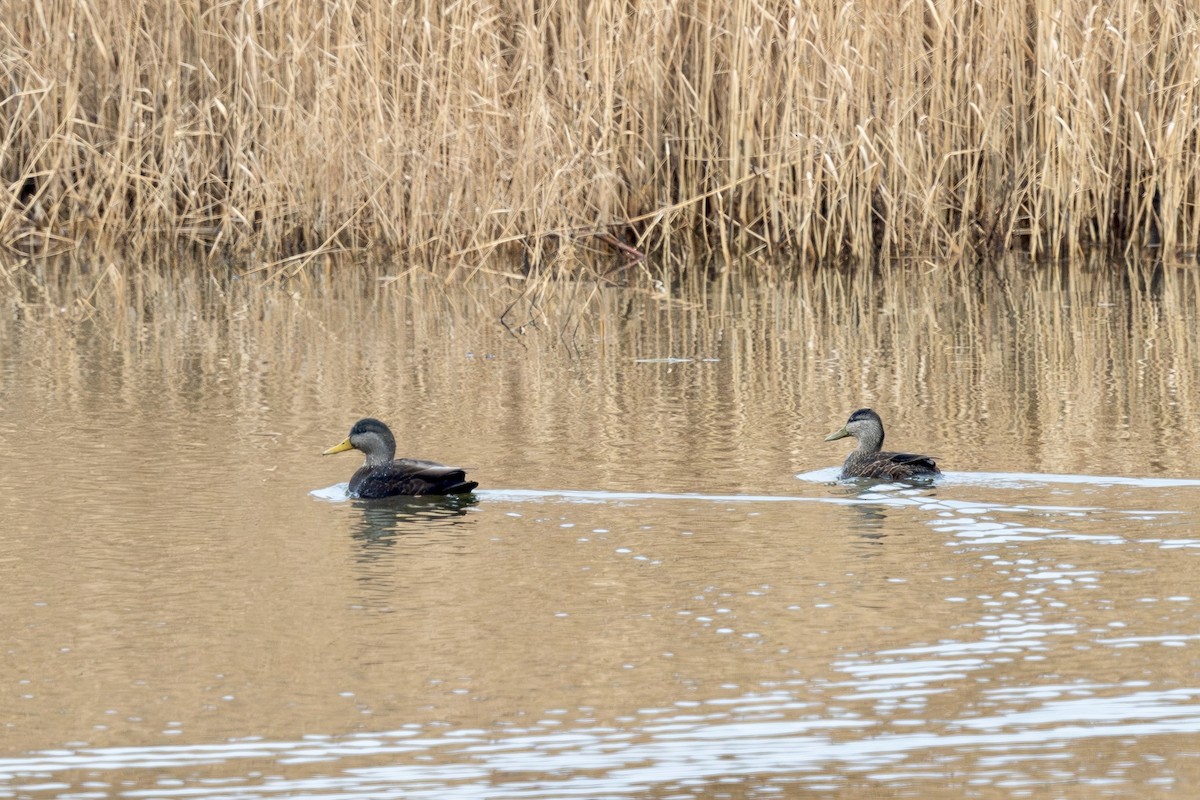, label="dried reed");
[2,0,1199,274]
